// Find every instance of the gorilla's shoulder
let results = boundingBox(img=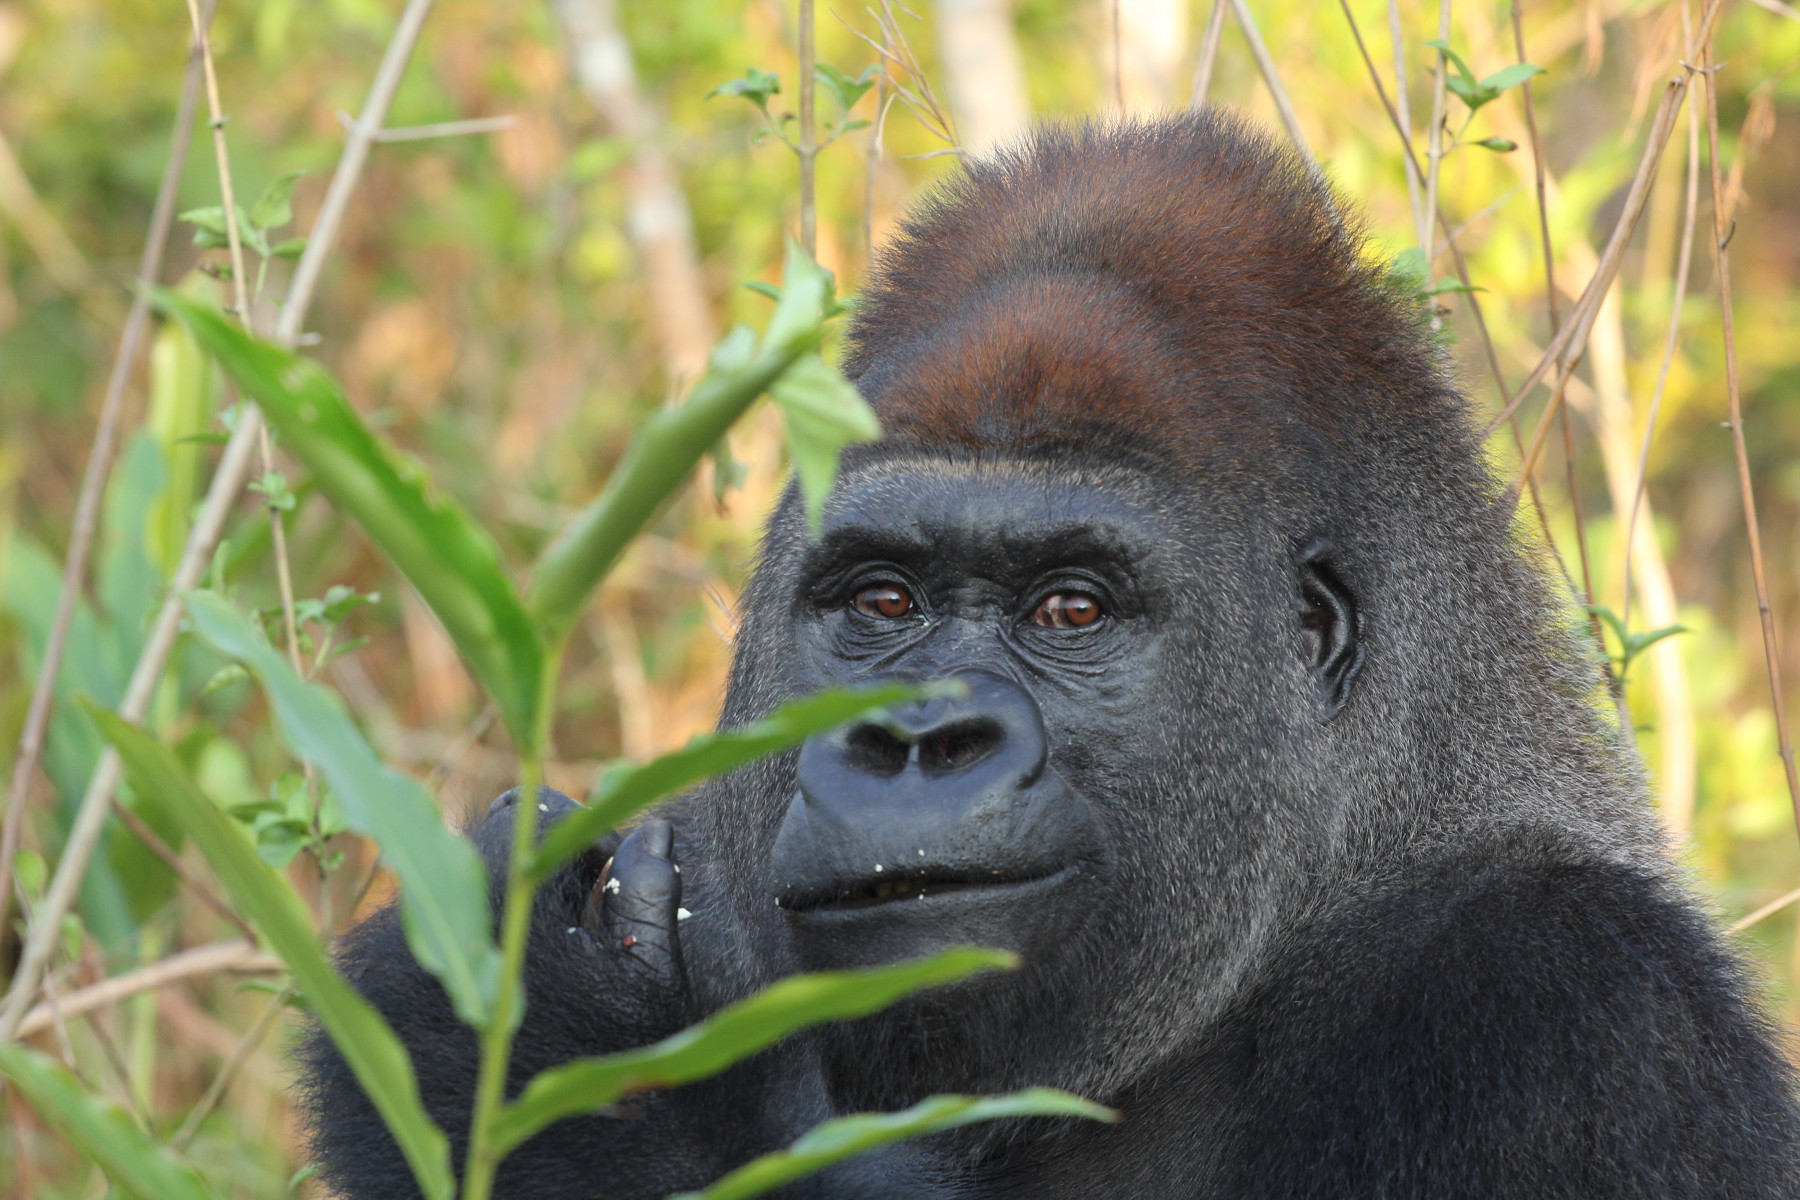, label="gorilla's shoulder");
[1219,857,1800,1199]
